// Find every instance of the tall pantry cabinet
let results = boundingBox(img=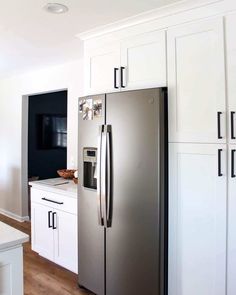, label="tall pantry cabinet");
[167,17,227,295]
[225,13,236,295]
